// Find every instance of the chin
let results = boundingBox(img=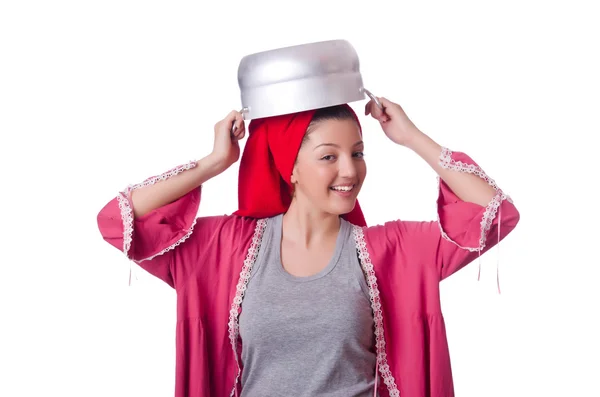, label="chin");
[328,200,357,217]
